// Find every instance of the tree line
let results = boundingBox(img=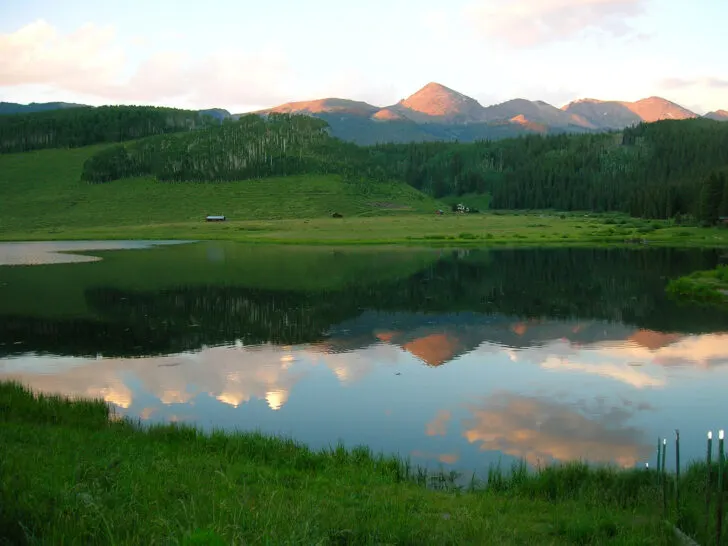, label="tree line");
[358,119,728,221]
[0,105,219,153]
[7,105,728,220]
